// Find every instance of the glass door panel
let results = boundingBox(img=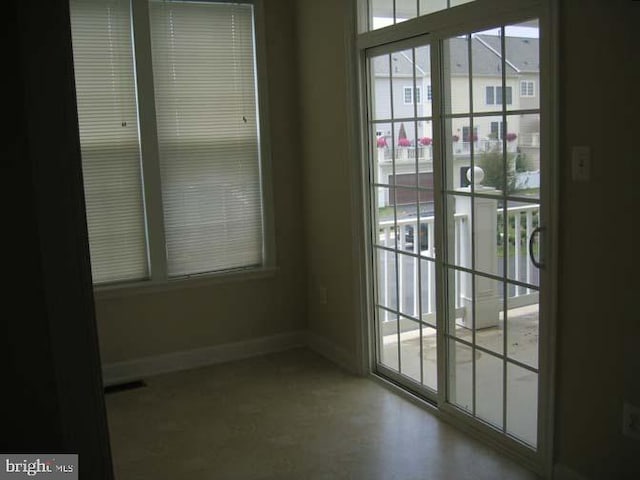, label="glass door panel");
[441,20,541,448]
[370,44,437,397]
[367,16,543,454]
